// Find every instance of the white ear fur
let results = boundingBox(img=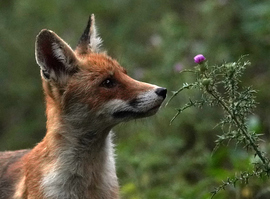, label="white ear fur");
[51,42,75,70]
[89,14,103,53]
[51,42,67,64]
